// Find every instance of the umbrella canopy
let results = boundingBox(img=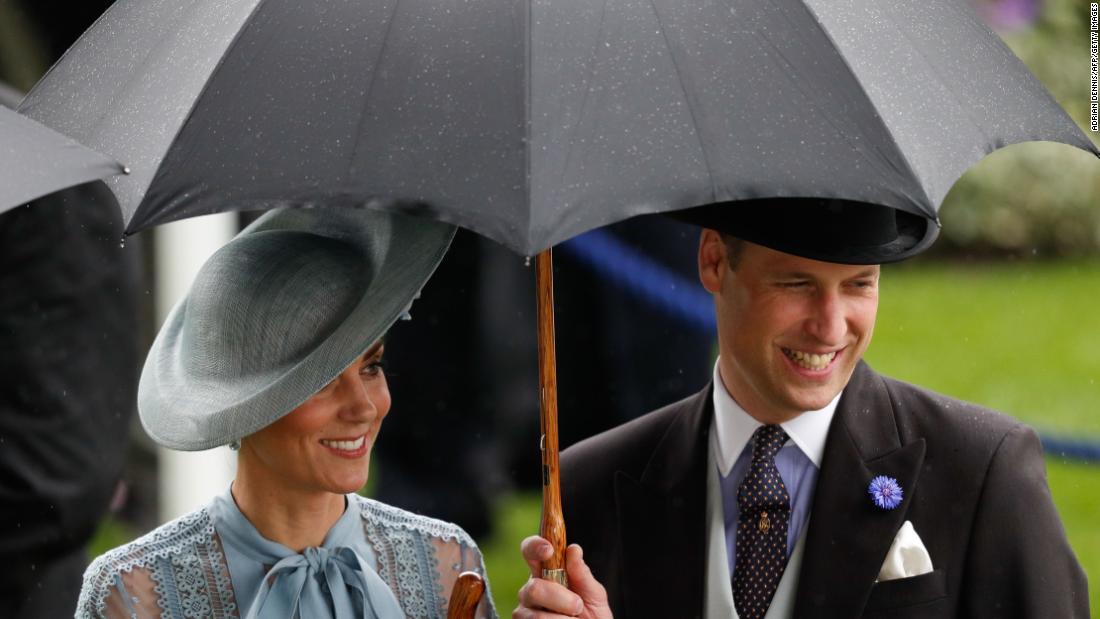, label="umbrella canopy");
[19,0,1096,255]
[0,104,127,215]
